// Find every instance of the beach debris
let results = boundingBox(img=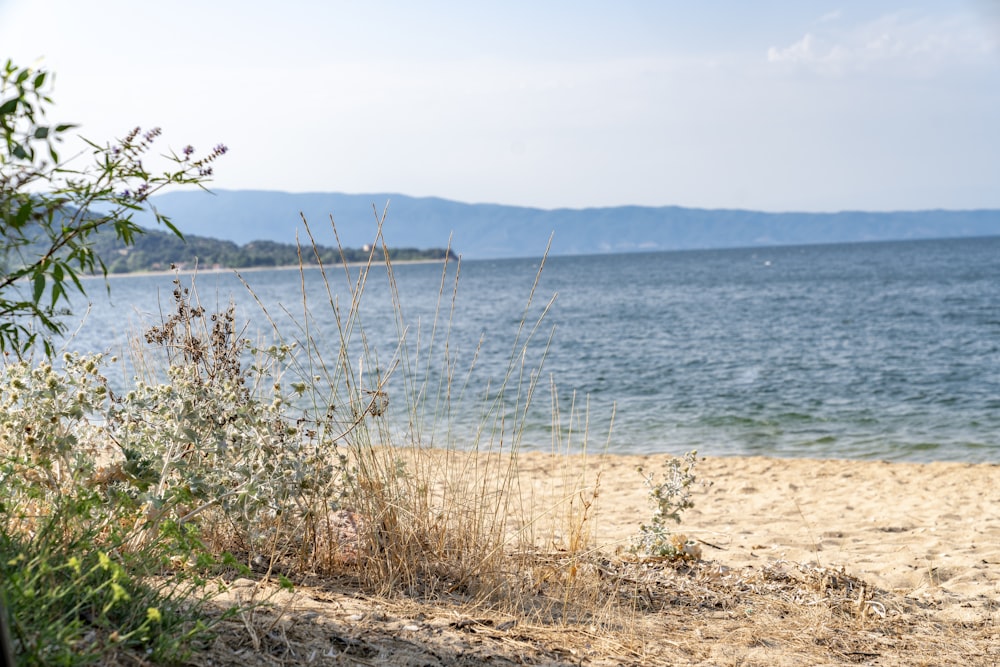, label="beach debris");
[679,536,703,561]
